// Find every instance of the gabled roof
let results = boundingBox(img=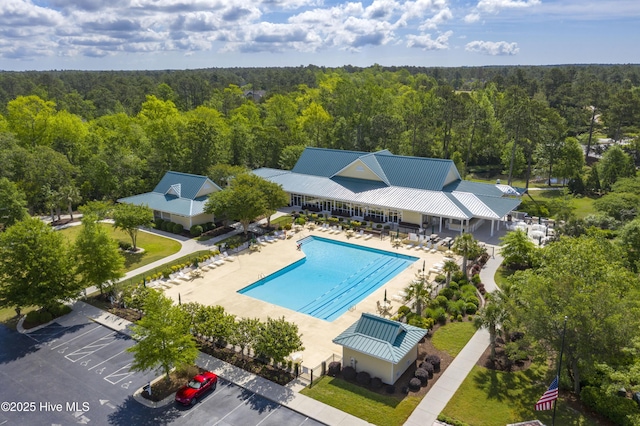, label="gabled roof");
[292,147,460,191]
[118,171,220,218]
[333,313,427,364]
[153,171,221,200]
